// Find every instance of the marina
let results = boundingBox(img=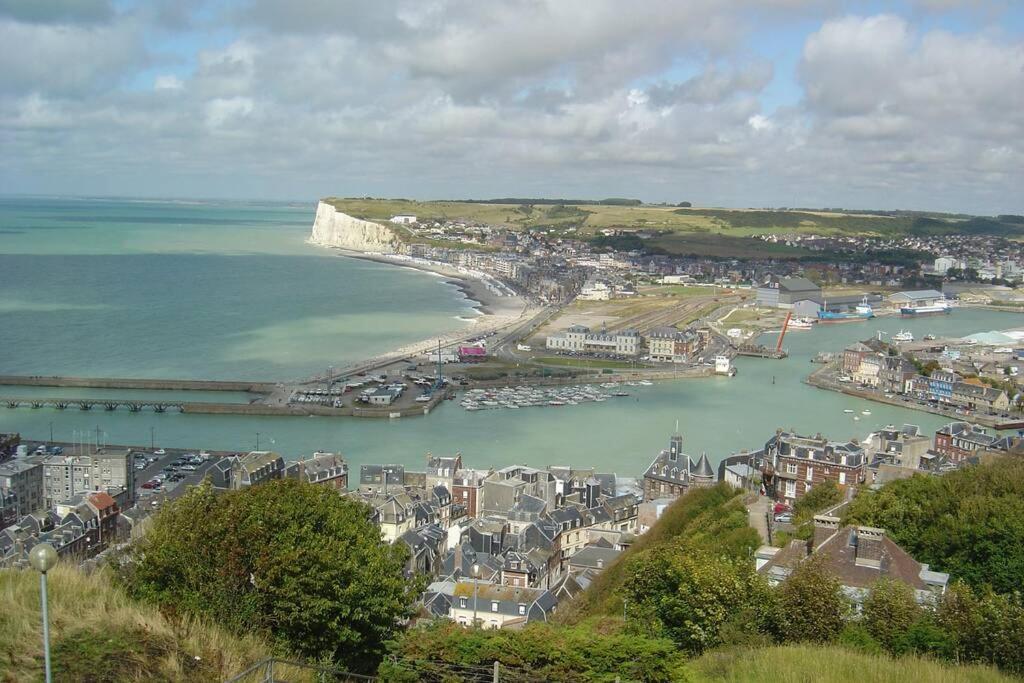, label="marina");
[459,382,652,412]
